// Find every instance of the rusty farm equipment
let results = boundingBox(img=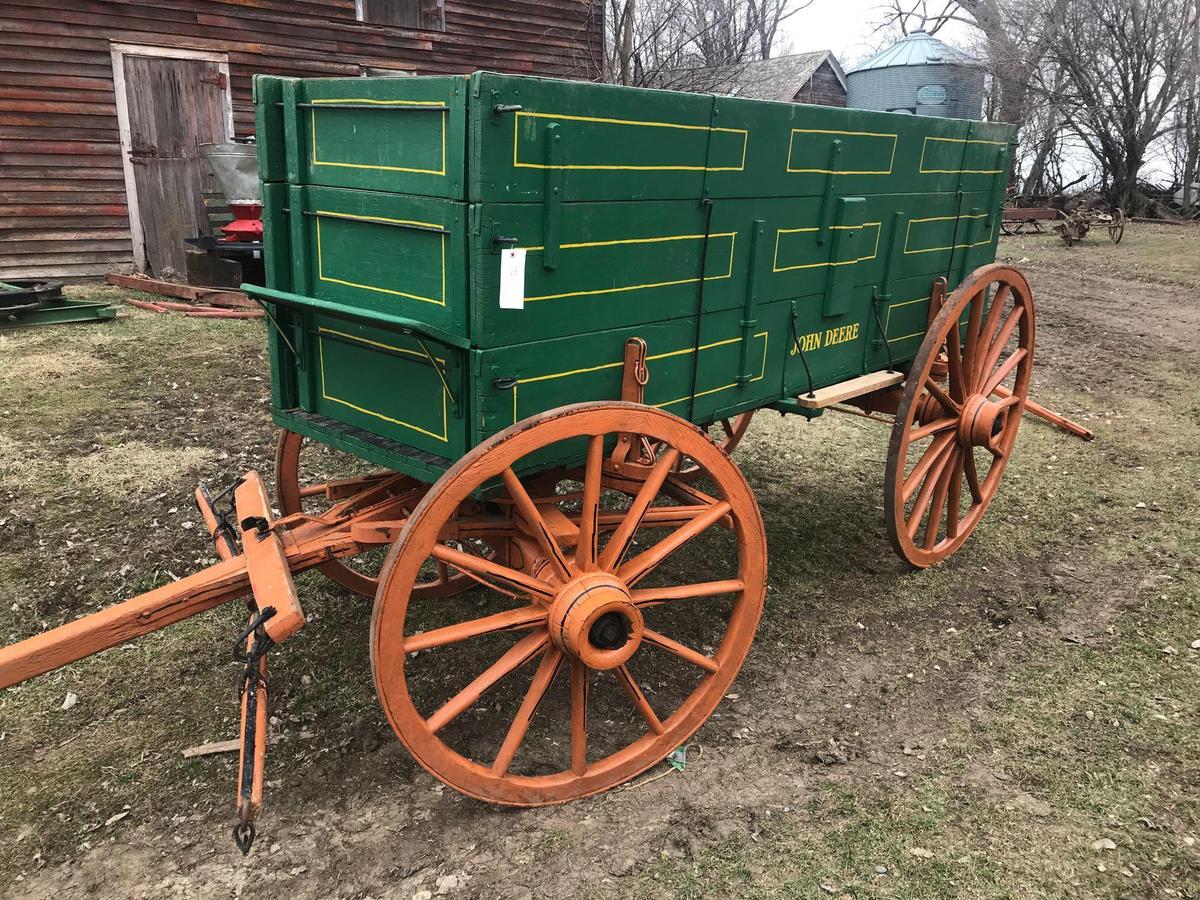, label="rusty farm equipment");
[1,72,1060,852]
[1056,206,1126,247]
